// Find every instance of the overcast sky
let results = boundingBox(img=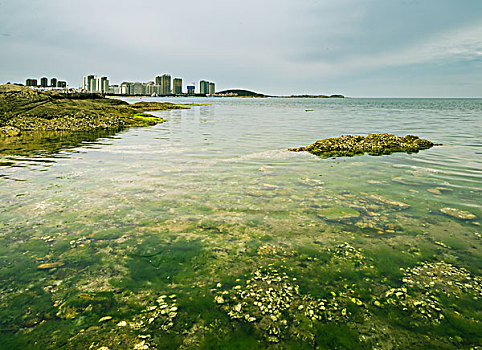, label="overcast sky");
[1,0,481,97]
